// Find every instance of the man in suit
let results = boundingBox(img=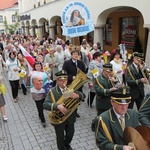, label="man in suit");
[63,49,86,117]
[126,52,147,110]
[43,70,85,150]
[63,49,86,85]
[139,93,150,127]
[95,86,139,150]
